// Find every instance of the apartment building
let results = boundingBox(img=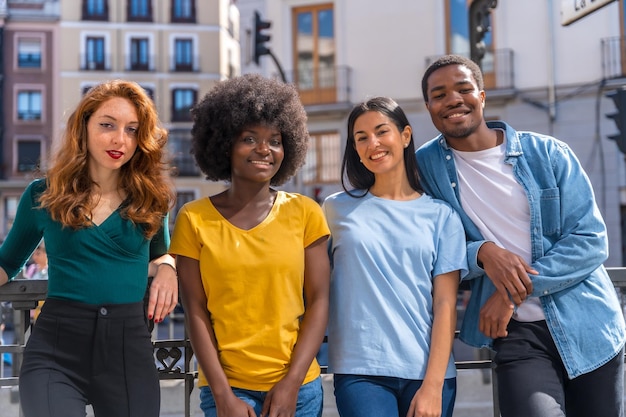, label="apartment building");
[0,0,58,233]
[0,0,239,236]
[238,0,626,266]
[57,0,239,229]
